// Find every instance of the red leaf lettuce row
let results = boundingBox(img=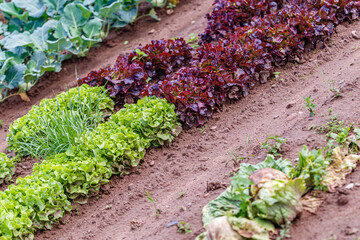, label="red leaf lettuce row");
[79,39,194,104]
[78,0,360,128]
[200,0,283,43]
